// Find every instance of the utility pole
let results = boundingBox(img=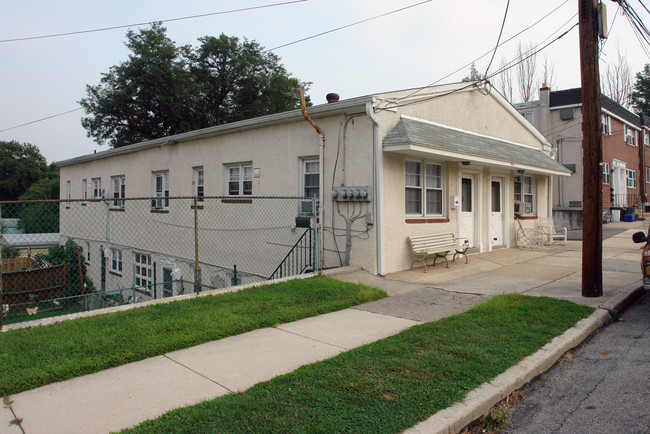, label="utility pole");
[579,0,603,297]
